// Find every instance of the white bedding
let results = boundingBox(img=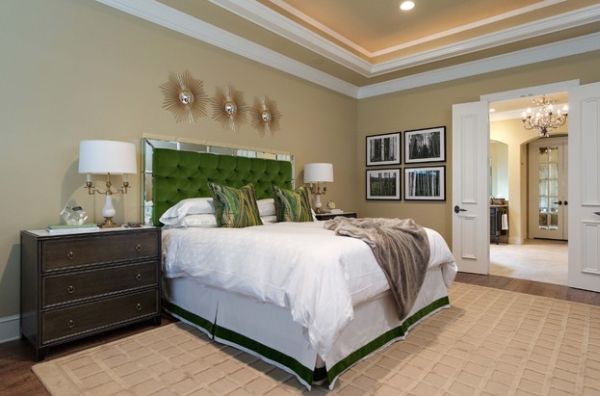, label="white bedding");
[162,221,456,359]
